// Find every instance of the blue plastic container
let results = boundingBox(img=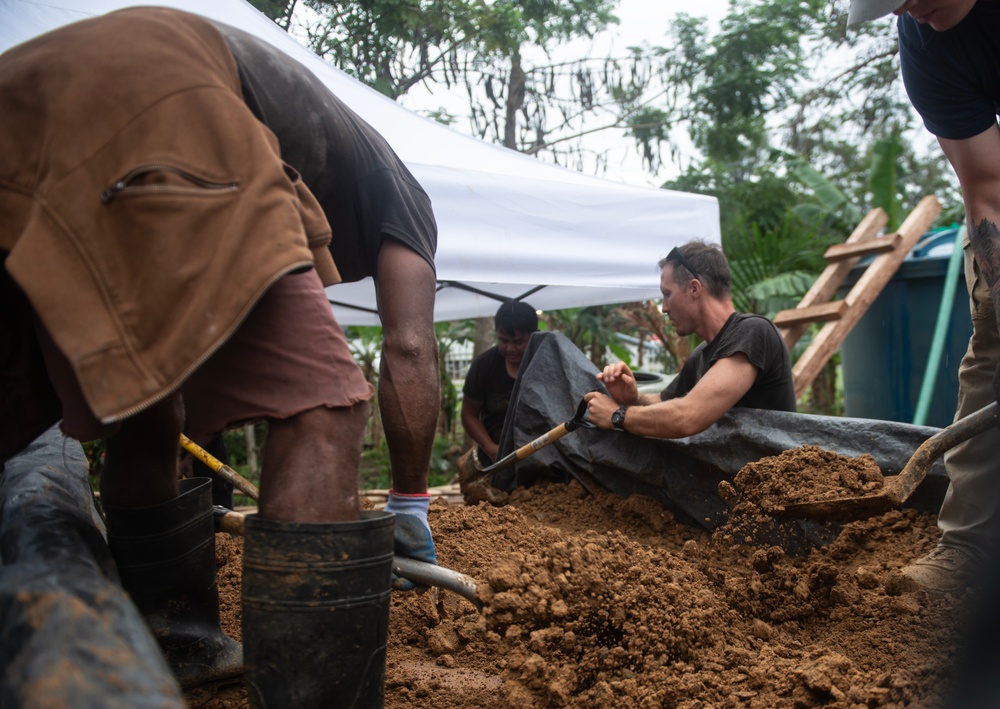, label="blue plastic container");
[838,227,972,428]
